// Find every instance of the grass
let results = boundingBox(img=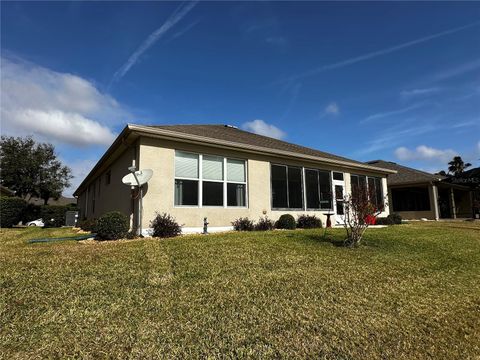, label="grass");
[1,222,479,359]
